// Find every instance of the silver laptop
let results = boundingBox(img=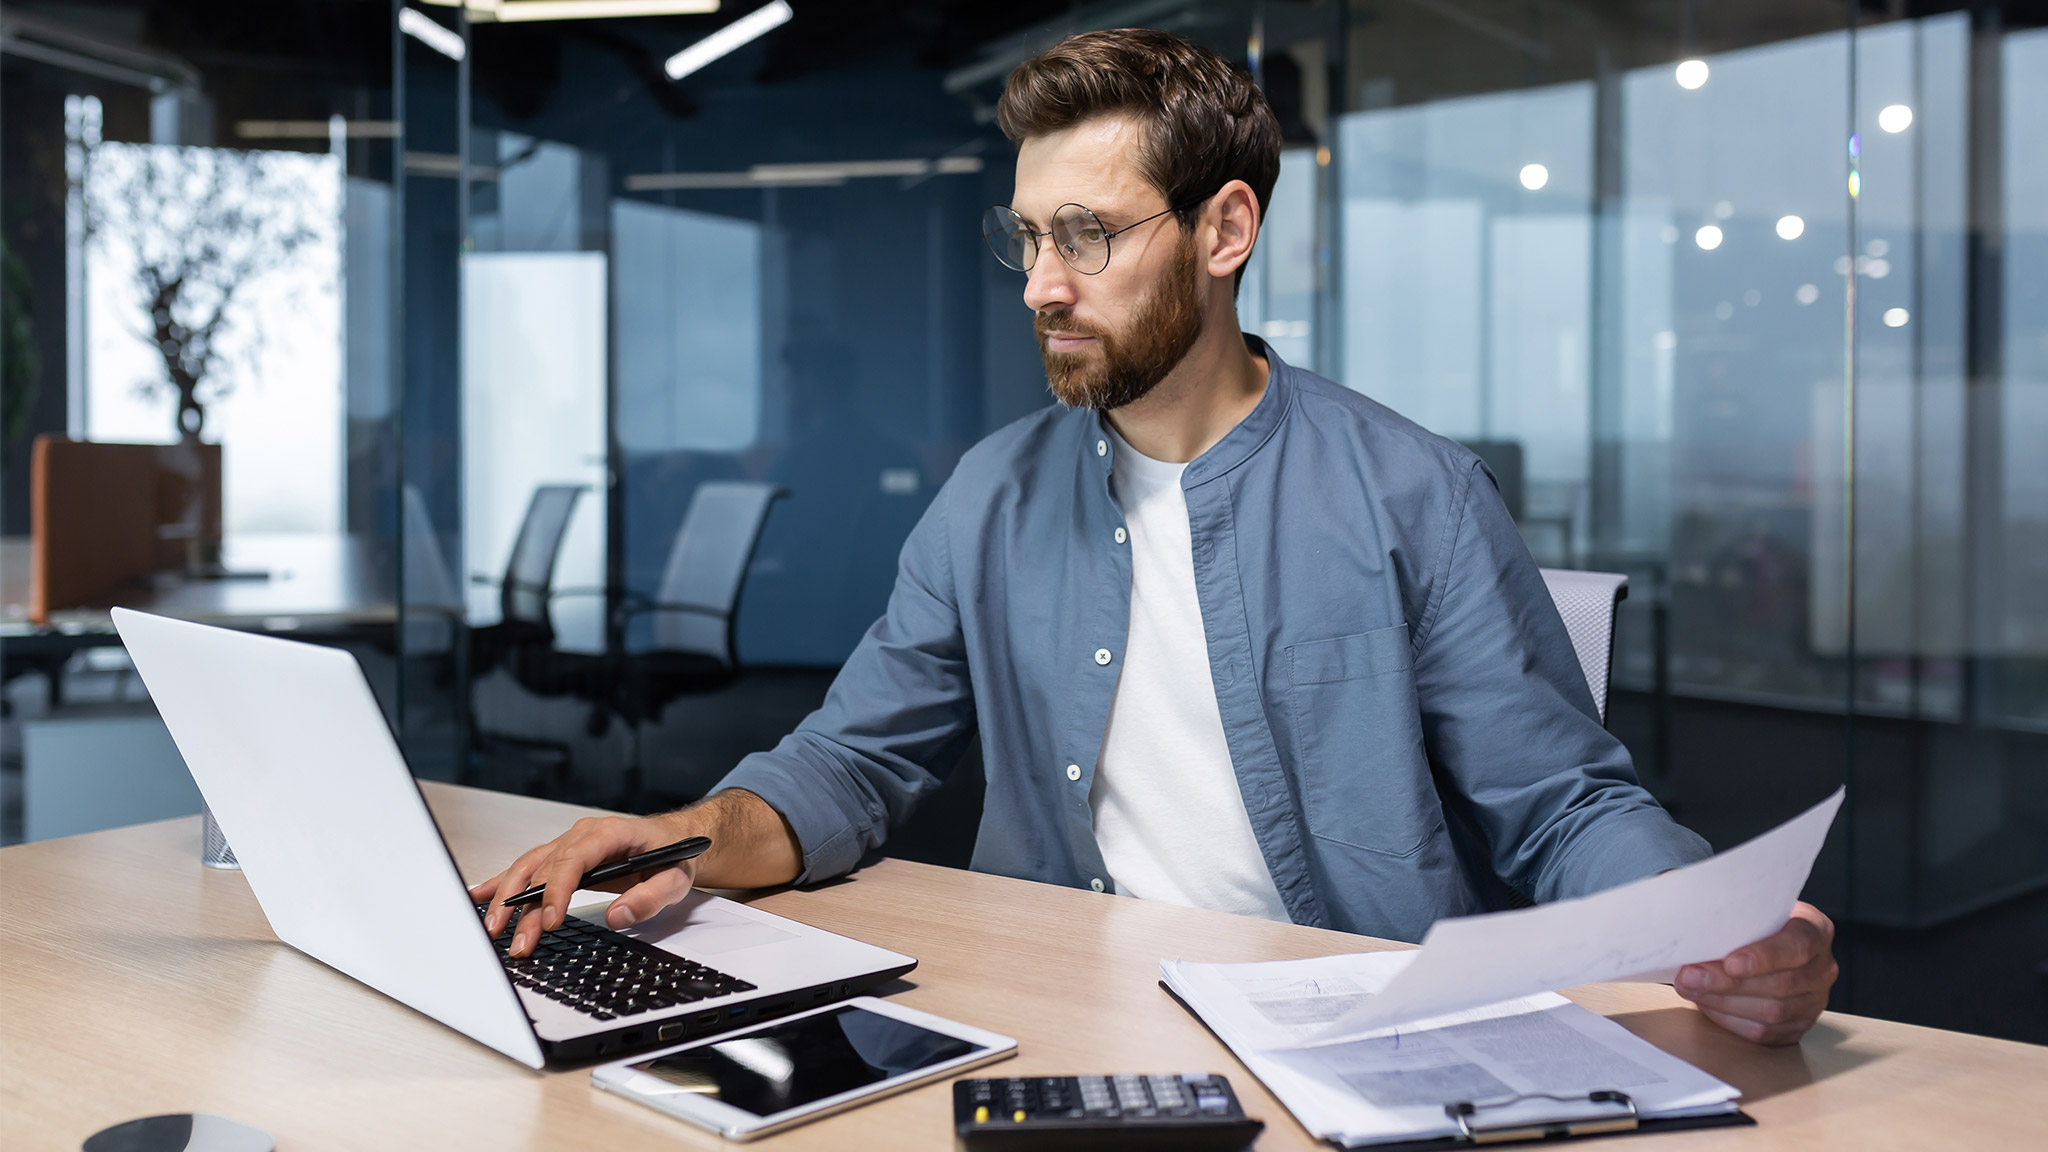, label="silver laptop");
[112,608,915,1069]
